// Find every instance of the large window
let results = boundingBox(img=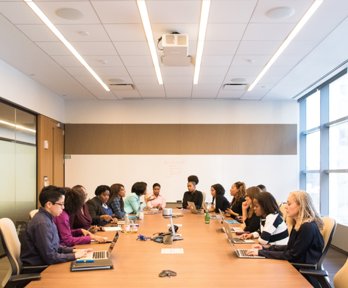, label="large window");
[300,70,348,225]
